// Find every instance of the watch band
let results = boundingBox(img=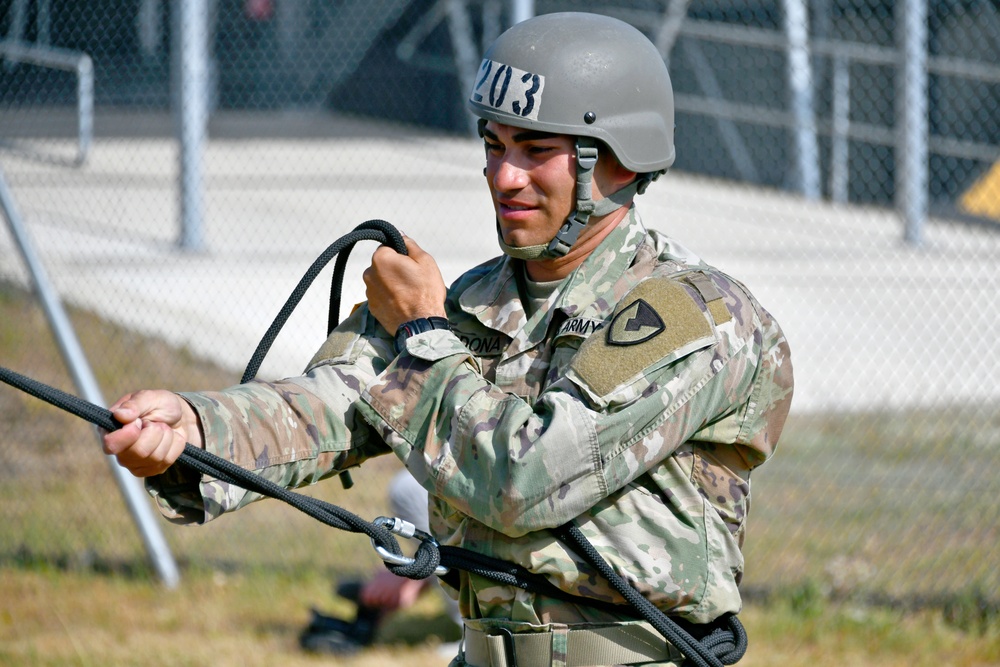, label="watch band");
[393,316,450,355]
